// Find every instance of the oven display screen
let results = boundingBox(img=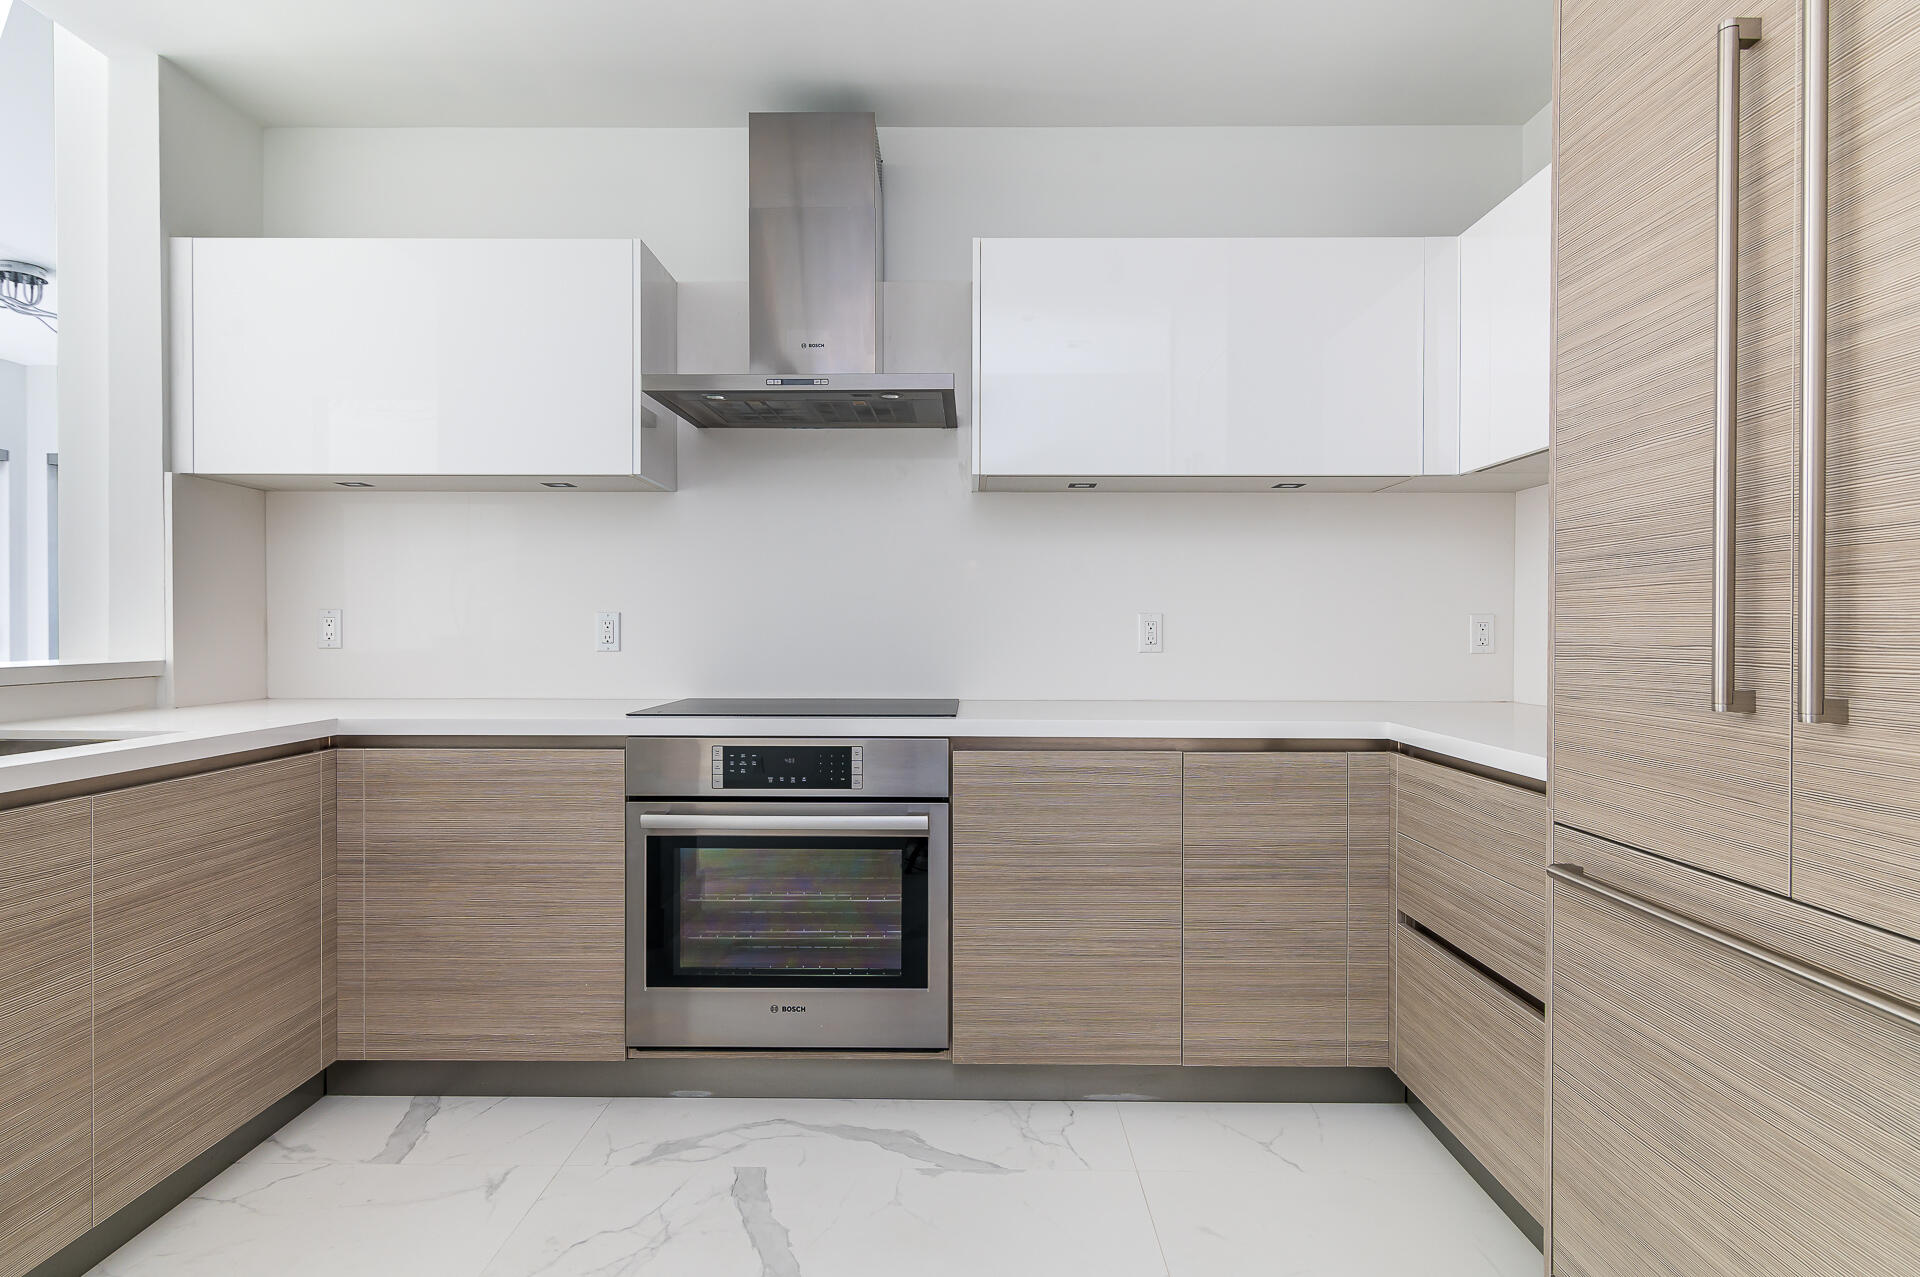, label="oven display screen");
[719,746,854,789]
